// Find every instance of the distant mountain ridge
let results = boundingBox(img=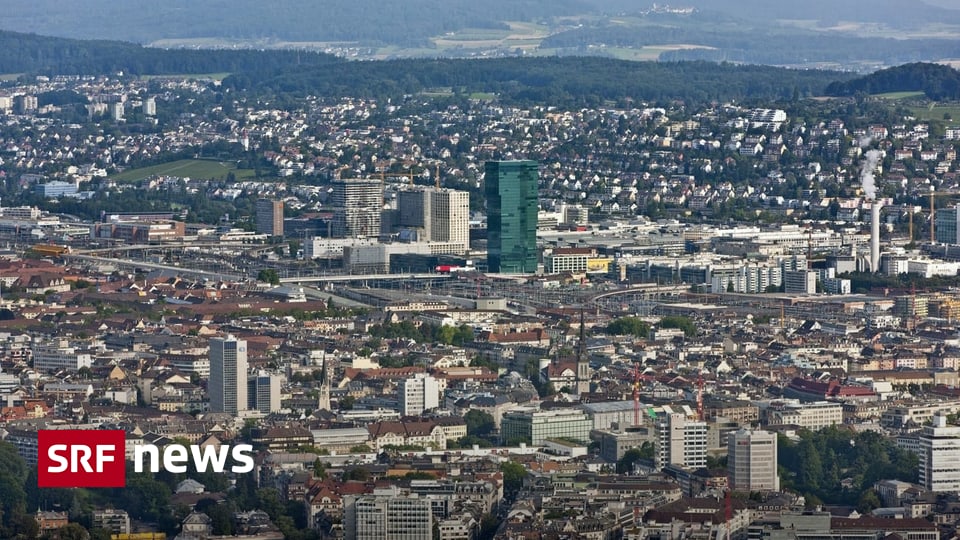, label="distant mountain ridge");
[825,62,960,100]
